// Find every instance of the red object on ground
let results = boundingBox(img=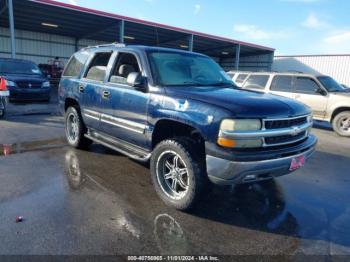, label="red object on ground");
[15,216,24,223]
[3,145,11,156]
[0,77,7,91]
